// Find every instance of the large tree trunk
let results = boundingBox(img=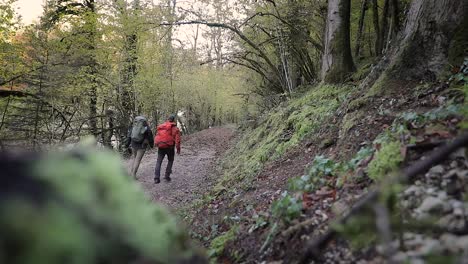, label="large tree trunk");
[386,0,467,81]
[321,0,355,83]
[365,0,468,89]
[117,0,140,150]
